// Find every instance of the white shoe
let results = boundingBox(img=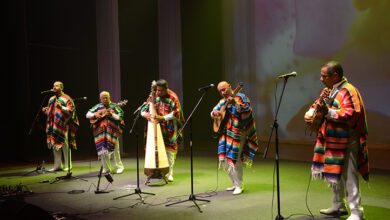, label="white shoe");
[233,187,243,195]
[116,168,124,174]
[347,213,364,220]
[102,169,110,174]
[168,175,174,182]
[226,186,235,191]
[63,167,72,172]
[48,168,62,172]
[320,204,348,216]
